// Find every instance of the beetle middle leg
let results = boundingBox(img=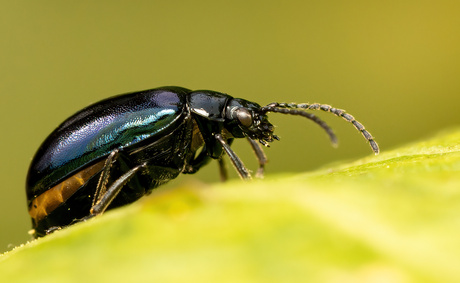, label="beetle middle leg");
[185,143,231,182]
[184,145,212,173]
